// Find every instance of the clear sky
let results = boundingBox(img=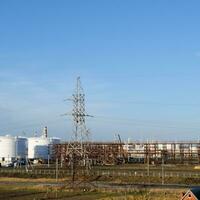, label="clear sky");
[1,1,200,141]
